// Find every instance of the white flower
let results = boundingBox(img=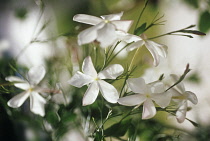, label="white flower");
[68,56,124,106]
[118,77,171,119]
[6,66,47,117]
[170,74,198,123]
[125,34,167,66]
[73,12,133,48]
